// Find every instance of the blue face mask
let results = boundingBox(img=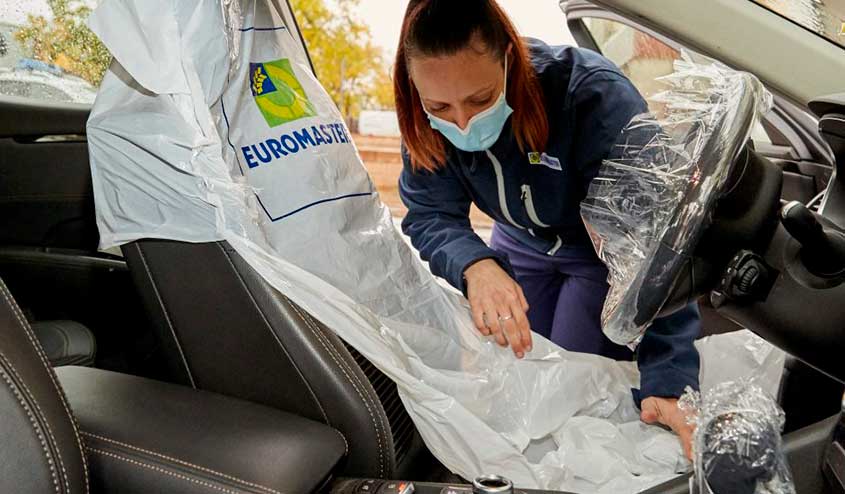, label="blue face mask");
[422,54,513,153]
